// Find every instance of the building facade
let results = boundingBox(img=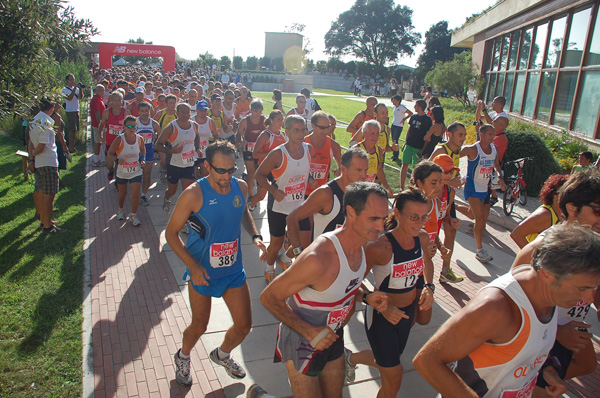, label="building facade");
[452,0,600,142]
